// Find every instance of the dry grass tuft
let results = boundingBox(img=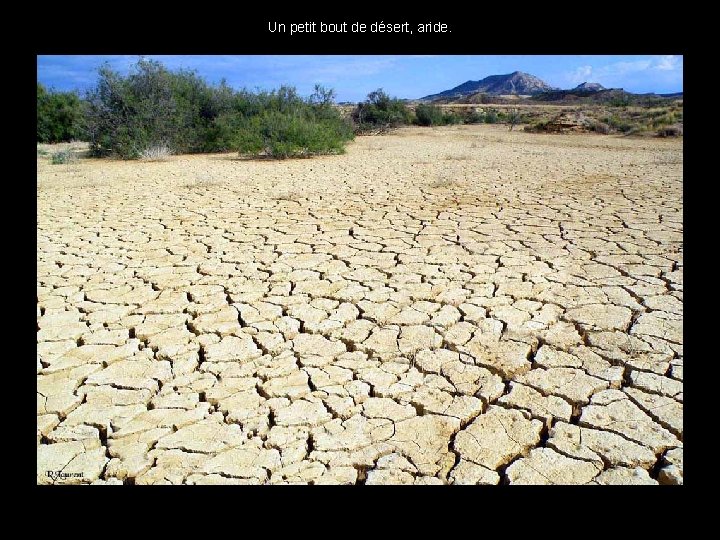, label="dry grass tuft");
[140,144,172,161]
[274,192,300,202]
[430,179,454,189]
[444,153,471,161]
